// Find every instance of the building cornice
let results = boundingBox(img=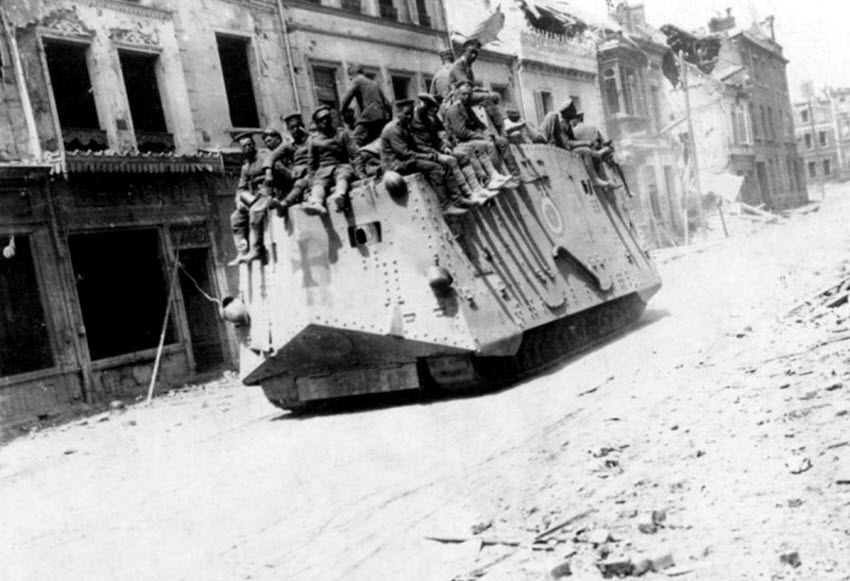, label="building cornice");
[518,59,597,81]
[287,0,444,37]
